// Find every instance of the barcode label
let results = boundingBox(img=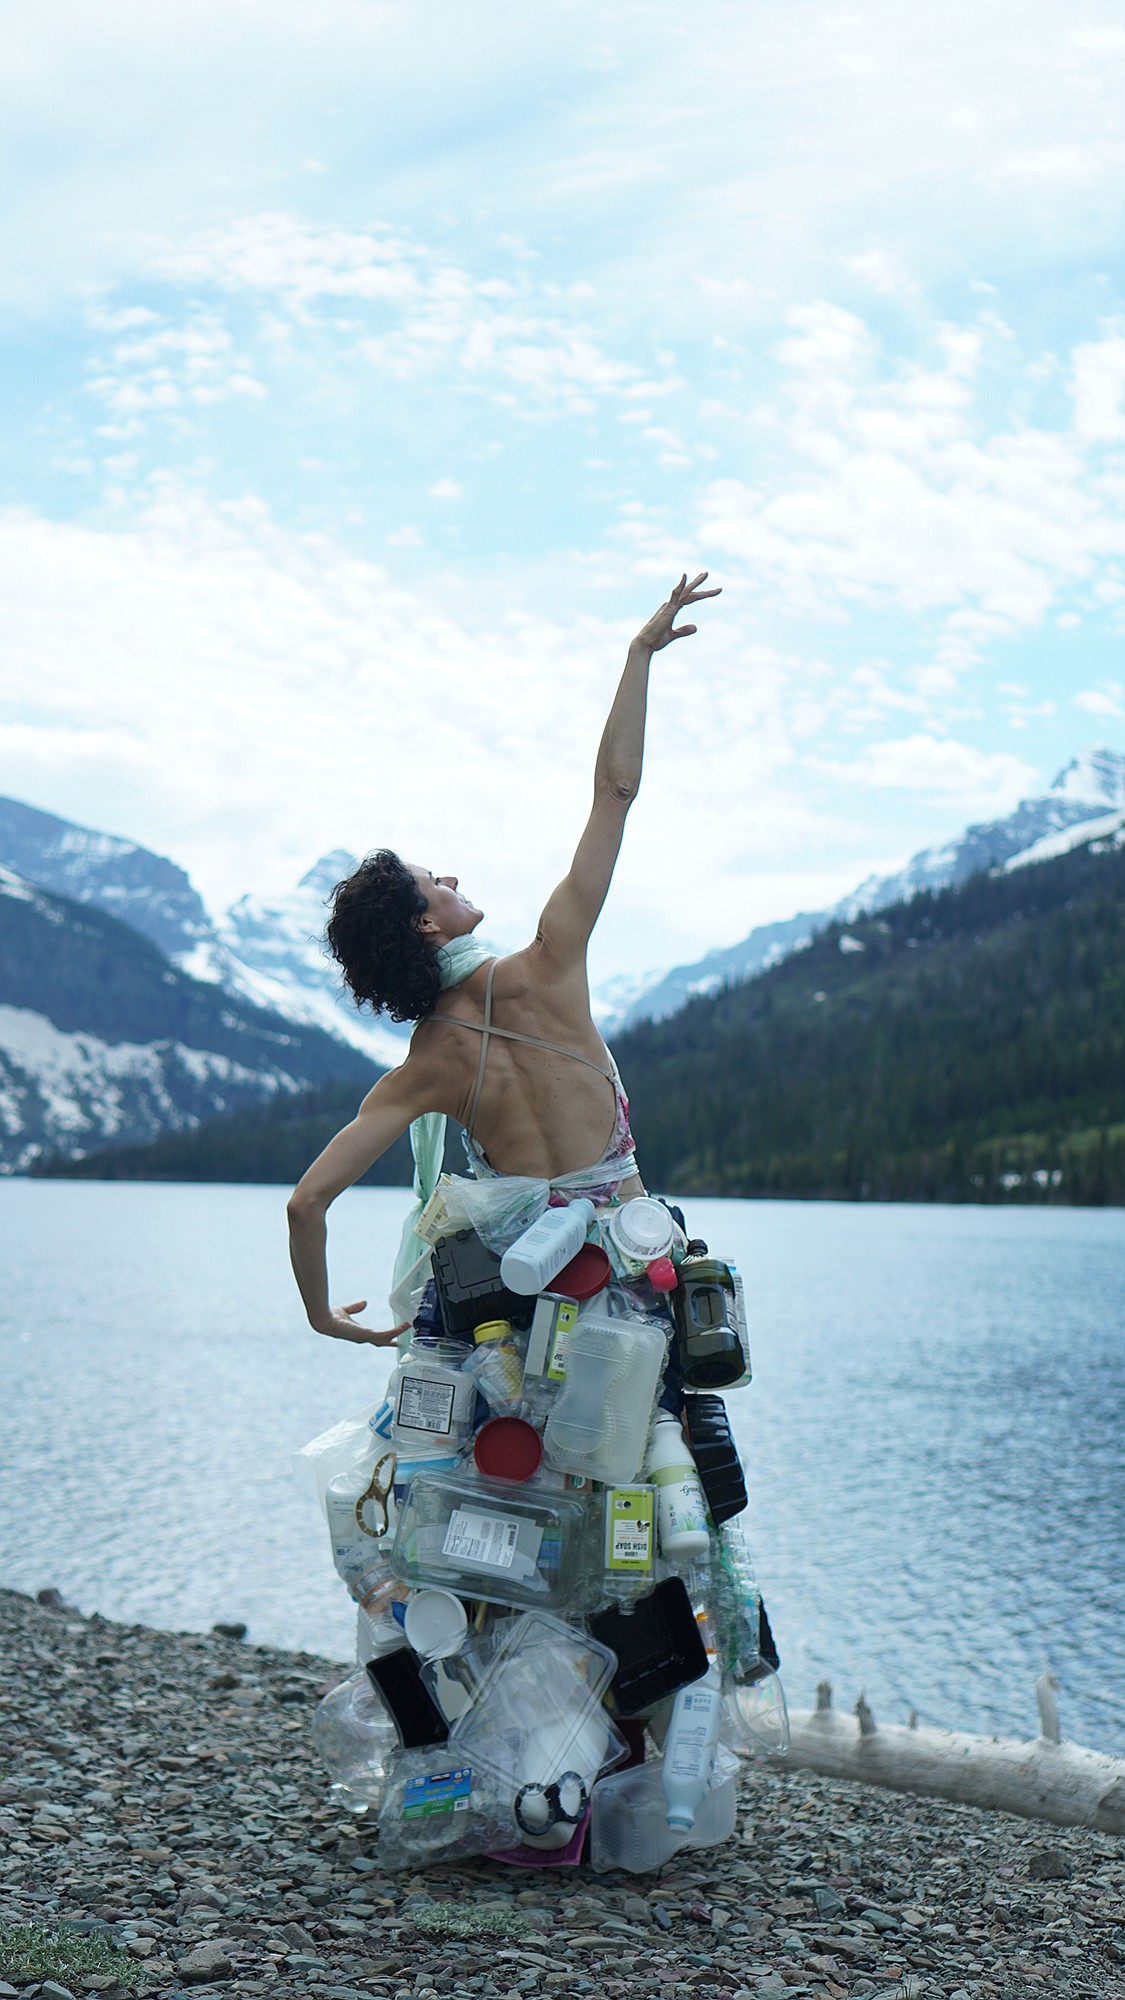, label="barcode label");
[396,1376,456,1434]
[443,1508,521,1570]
